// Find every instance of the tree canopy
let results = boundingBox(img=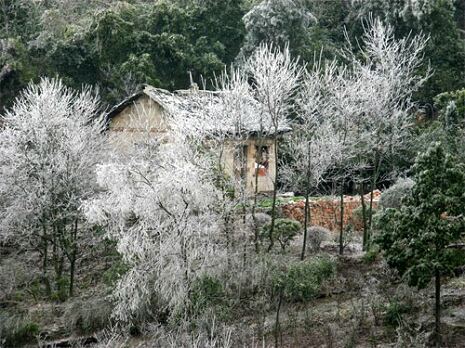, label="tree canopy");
[377,142,465,288]
[1,0,464,113]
